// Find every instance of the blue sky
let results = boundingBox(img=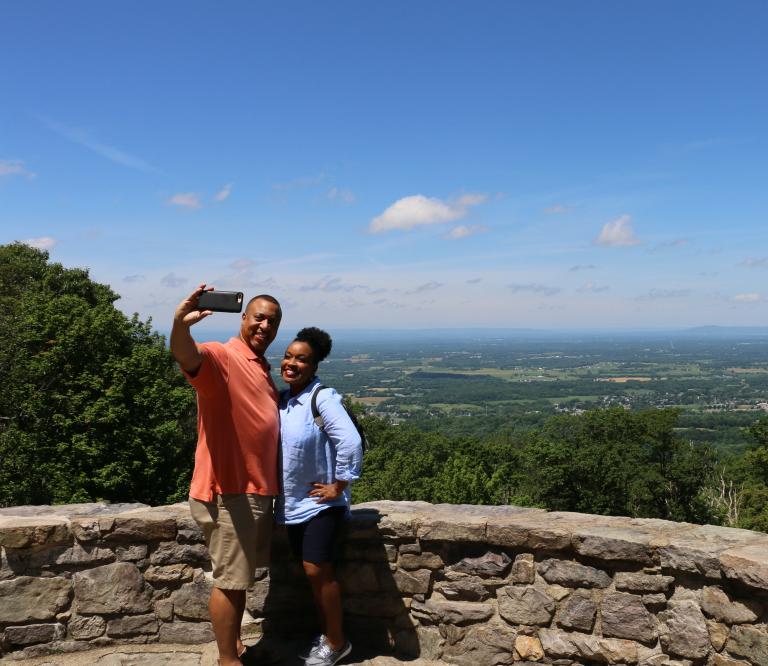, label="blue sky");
[2,2,767,332]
